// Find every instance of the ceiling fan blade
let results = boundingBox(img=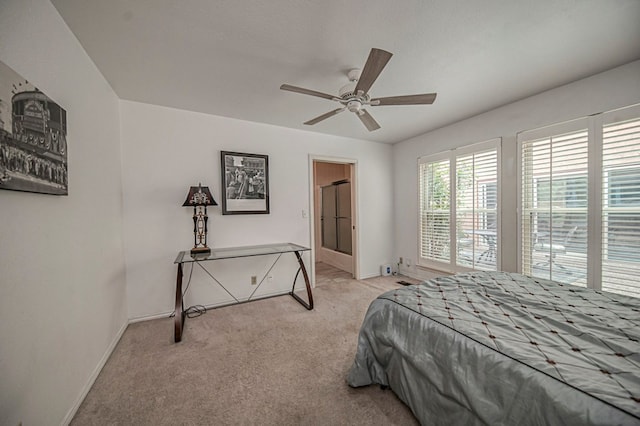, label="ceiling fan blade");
[304,108,345,125]
[371,93,437,106]
[357,109,381,132]
[280,84,336,101]
[353,48,393,96]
